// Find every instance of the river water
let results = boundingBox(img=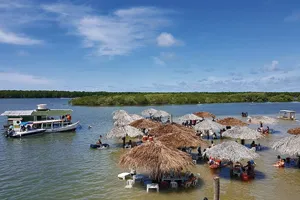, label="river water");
[0,99,300,200]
